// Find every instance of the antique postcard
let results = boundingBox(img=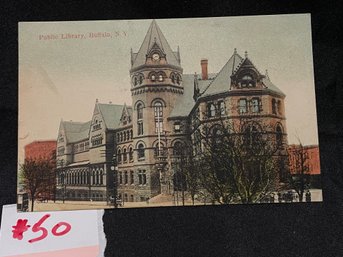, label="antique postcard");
[18,14,321,212]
